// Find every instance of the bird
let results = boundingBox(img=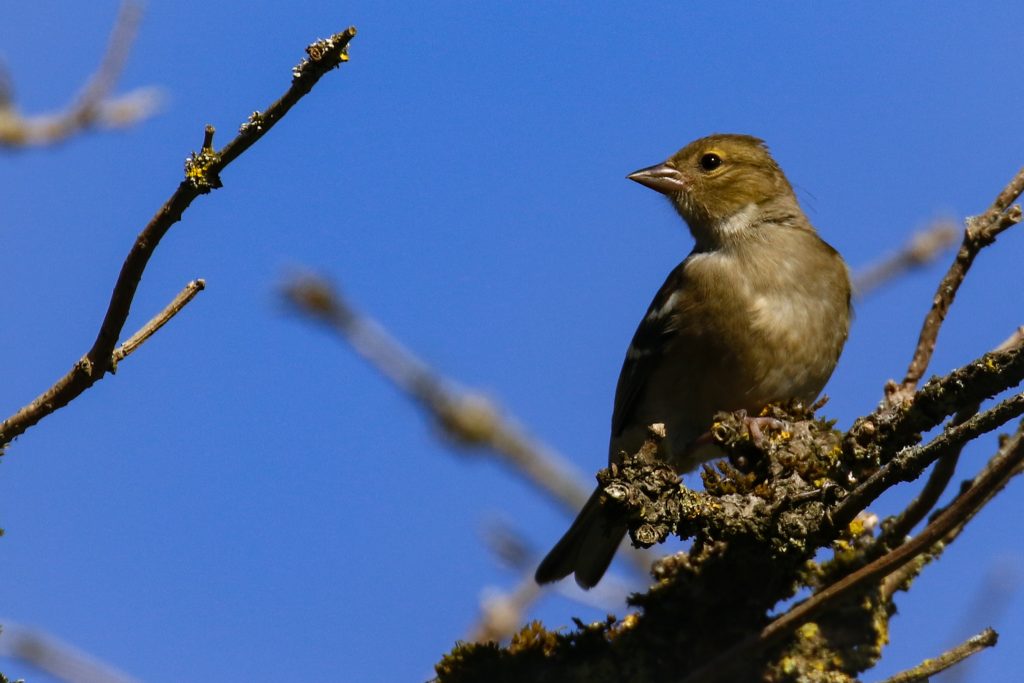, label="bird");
[534,134,851,589]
